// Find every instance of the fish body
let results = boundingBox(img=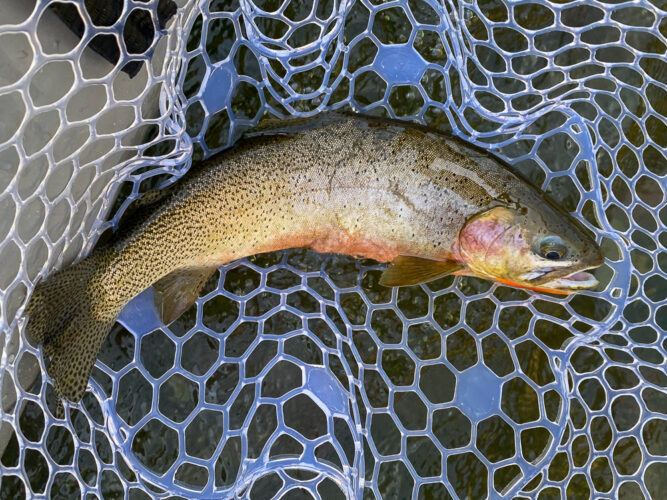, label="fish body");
[26,113,603,402]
